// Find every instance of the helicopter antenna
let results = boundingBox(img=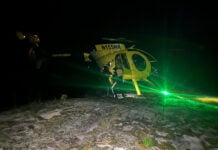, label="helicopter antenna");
[128,45,136,49]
